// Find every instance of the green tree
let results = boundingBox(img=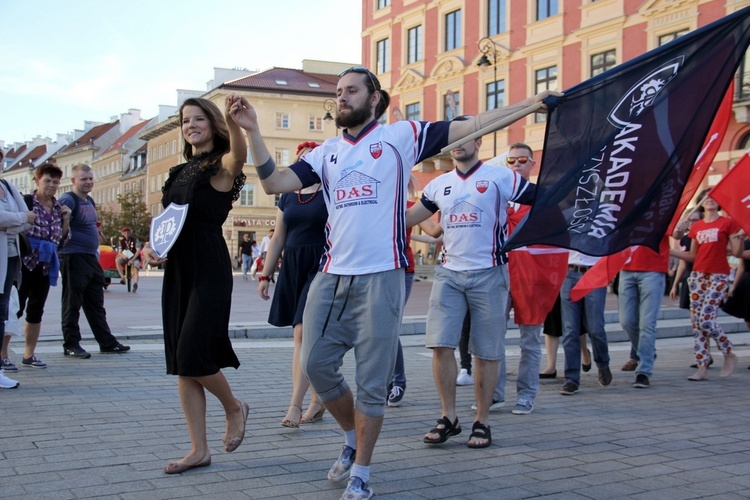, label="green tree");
[98,189,152,245]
